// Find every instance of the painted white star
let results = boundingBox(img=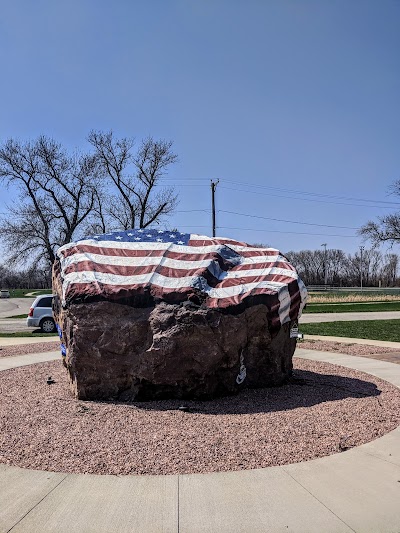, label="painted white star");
[138,229,143,233]
[147,234,152,237]
[169,234,175,238]
[134,237,141,241]
[93,236,99,239]
[127,233,133,236]
[177,240,184,245]
[158,230,163,234]
[156,238,163,242]
[115,236,122,240]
